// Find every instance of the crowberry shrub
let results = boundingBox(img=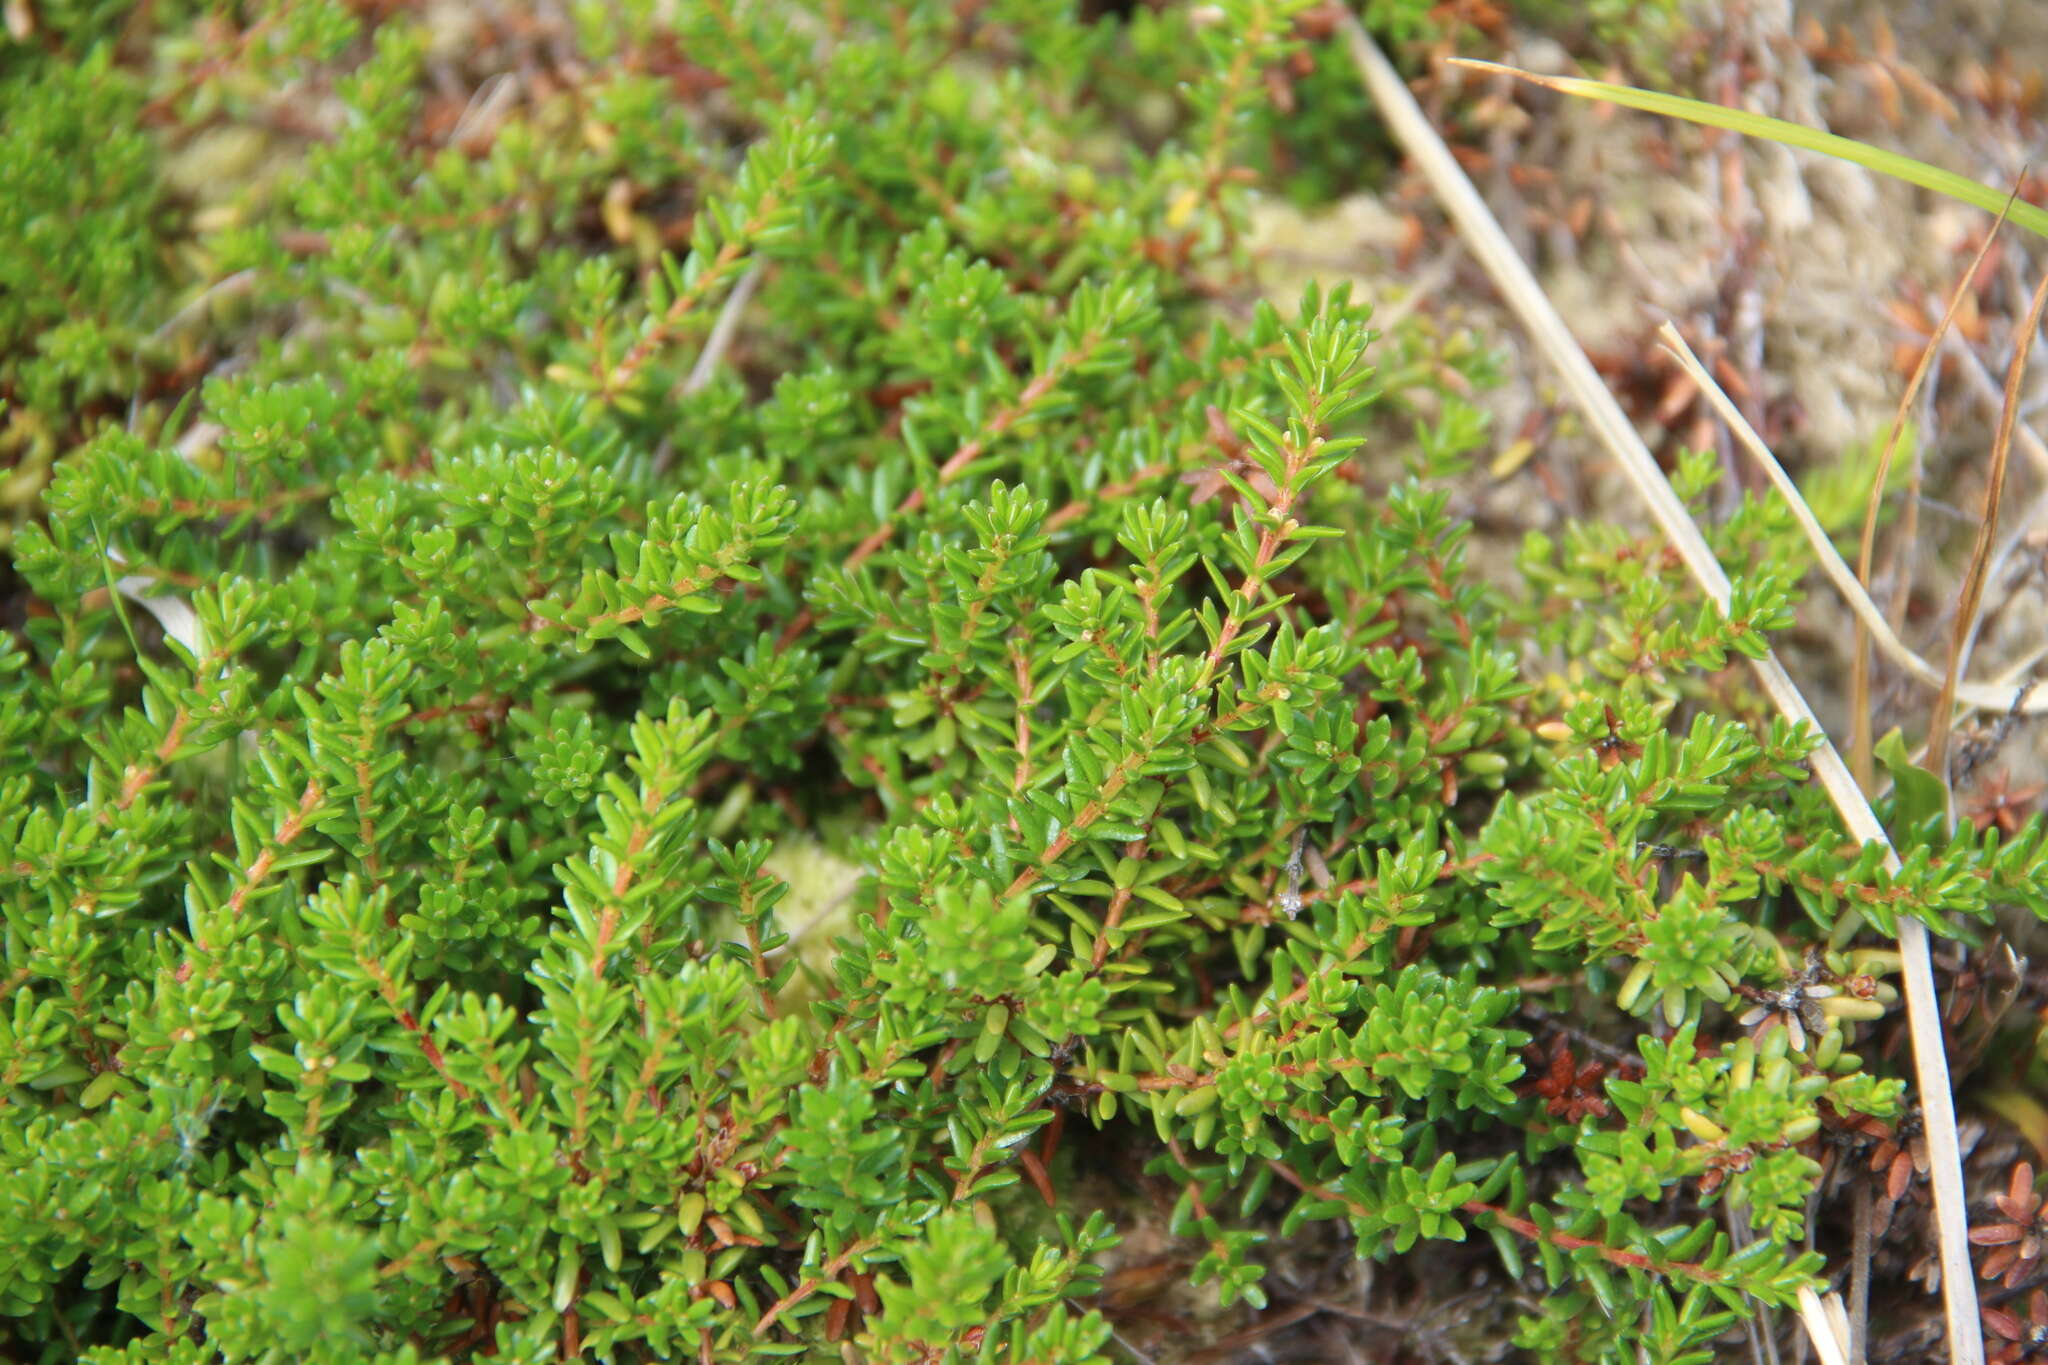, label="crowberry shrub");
[0,2,2037,1362]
